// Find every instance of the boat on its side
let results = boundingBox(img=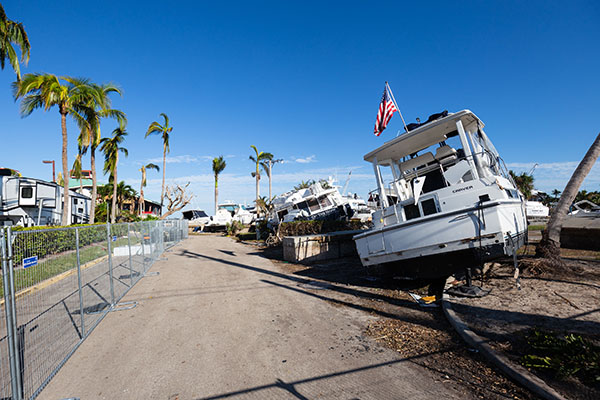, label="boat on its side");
[353,110,527,279]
